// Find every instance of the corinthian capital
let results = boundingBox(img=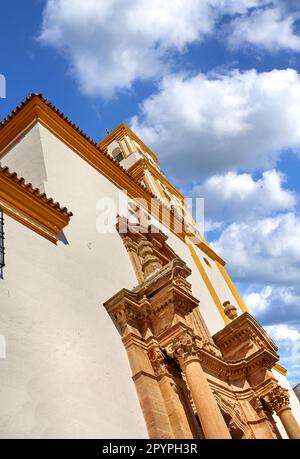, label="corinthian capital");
[263,386,290,415]
[165,330,200,366]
